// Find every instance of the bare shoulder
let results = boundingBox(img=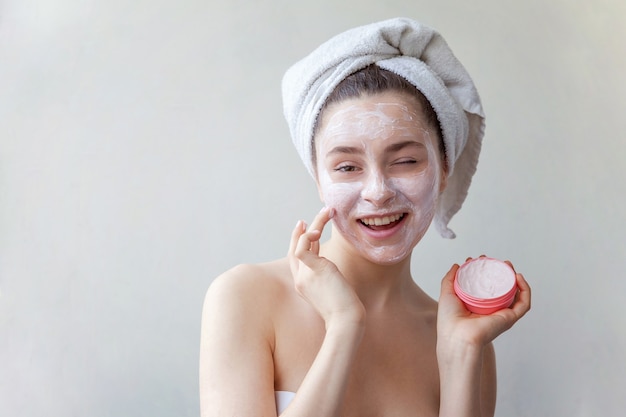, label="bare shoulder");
[206,258,291,298]
[202,258,293,326]
[199,258,294,415]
